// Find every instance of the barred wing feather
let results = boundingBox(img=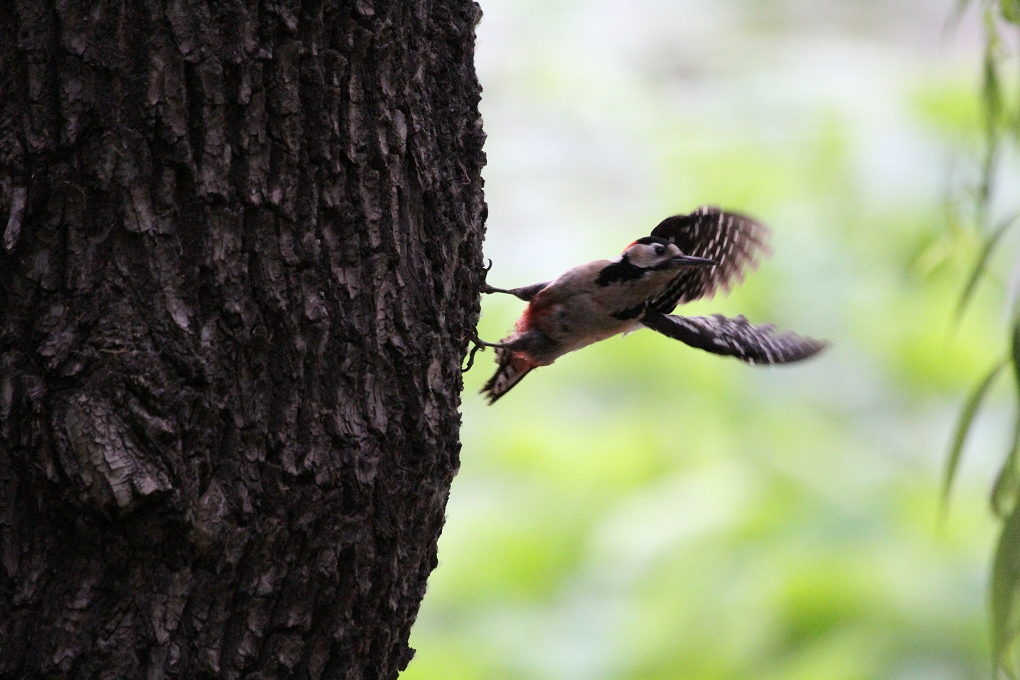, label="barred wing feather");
[646,206,771,314]
[641,313,827,365]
